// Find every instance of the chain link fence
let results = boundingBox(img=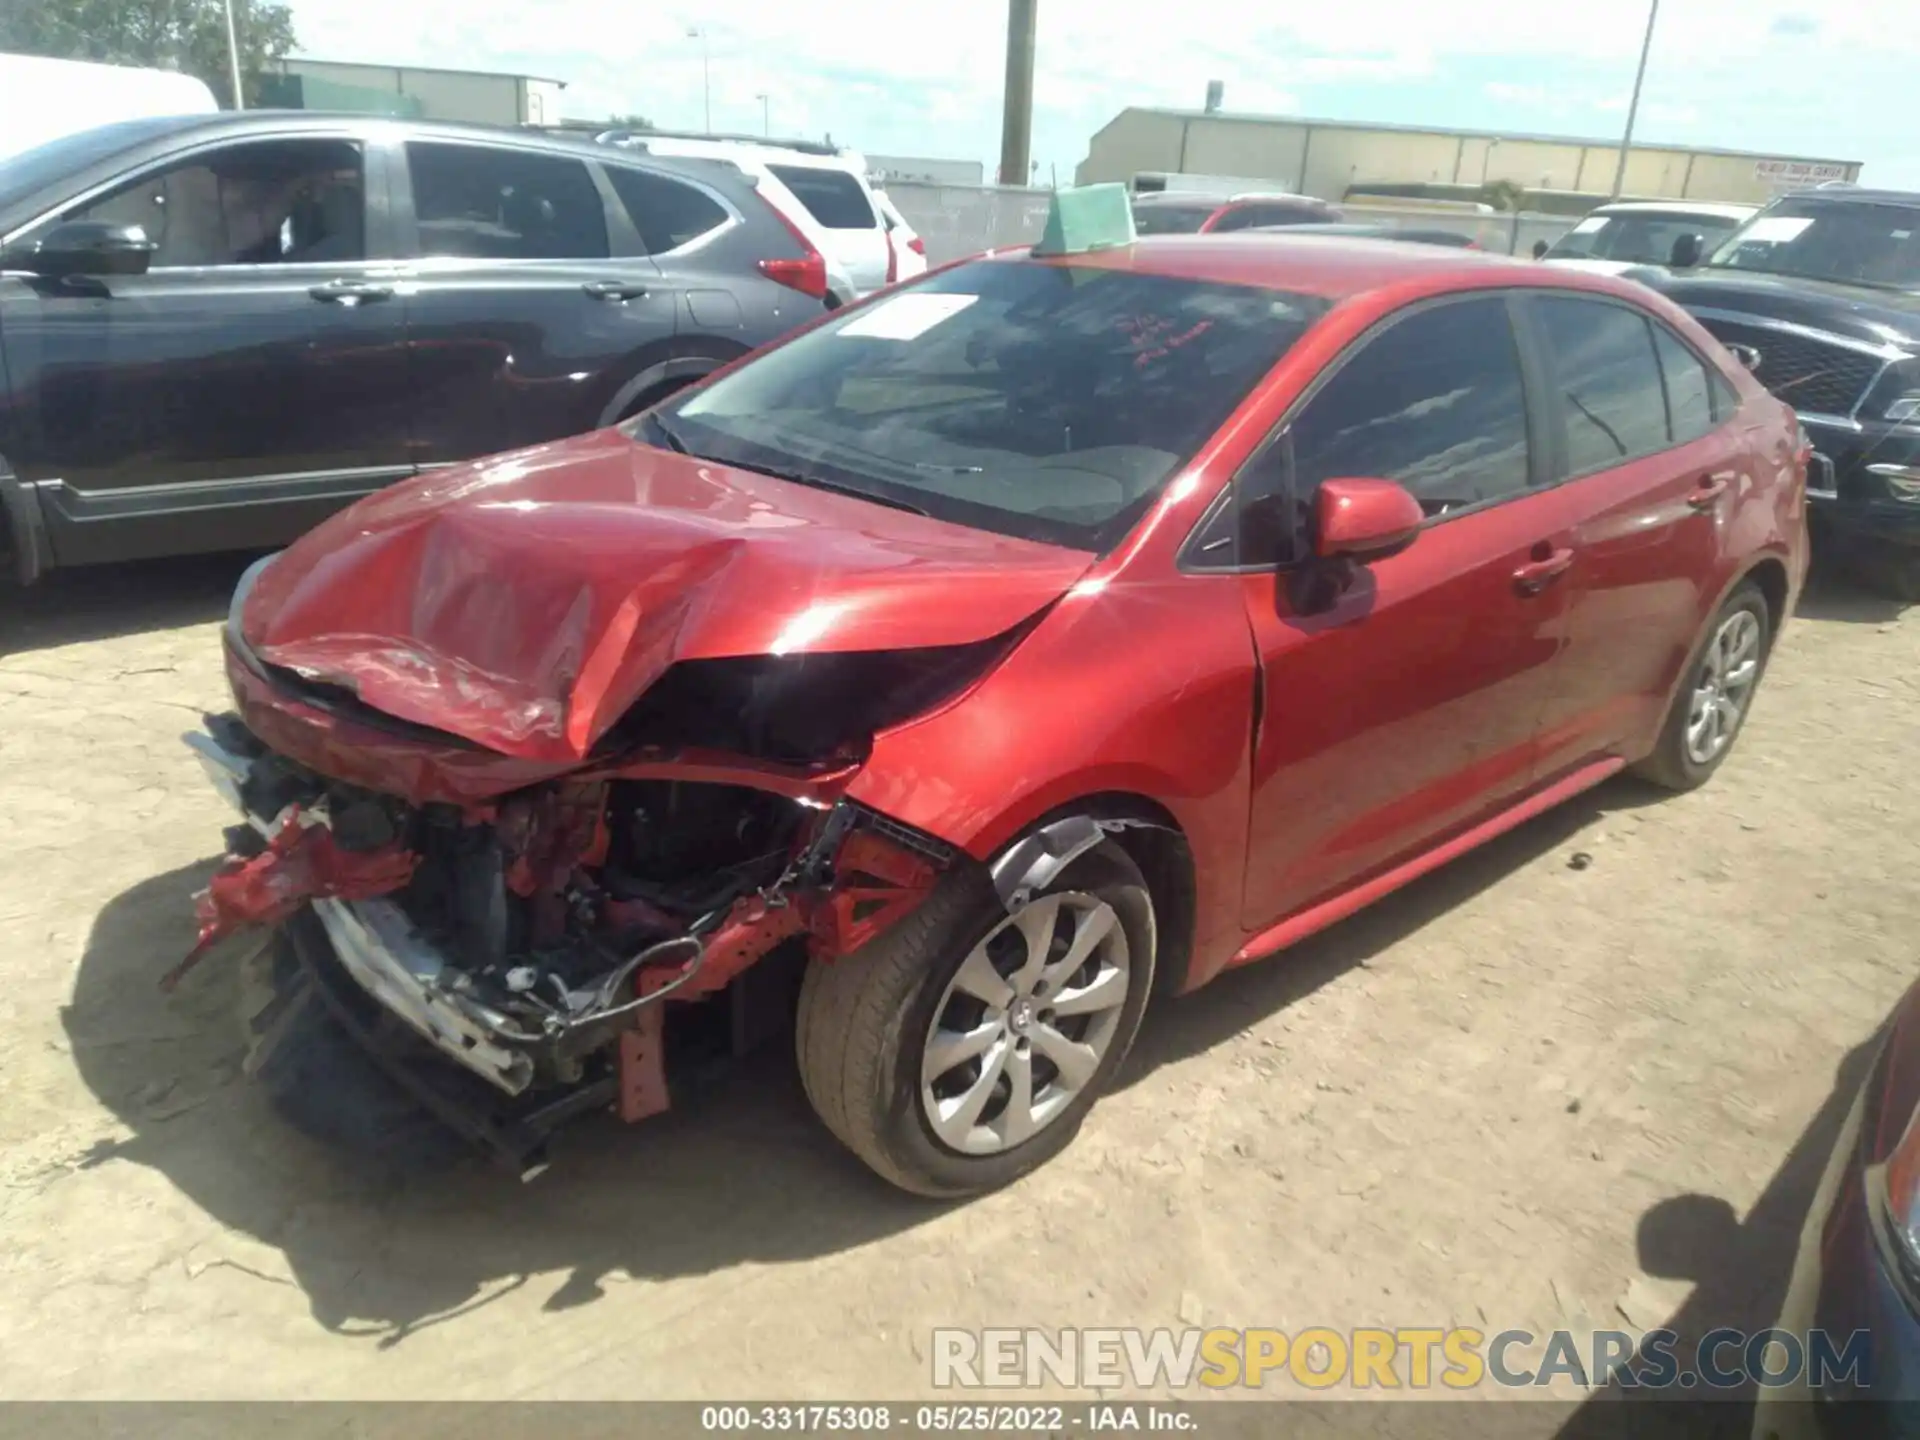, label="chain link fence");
[880,181,1577,263]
